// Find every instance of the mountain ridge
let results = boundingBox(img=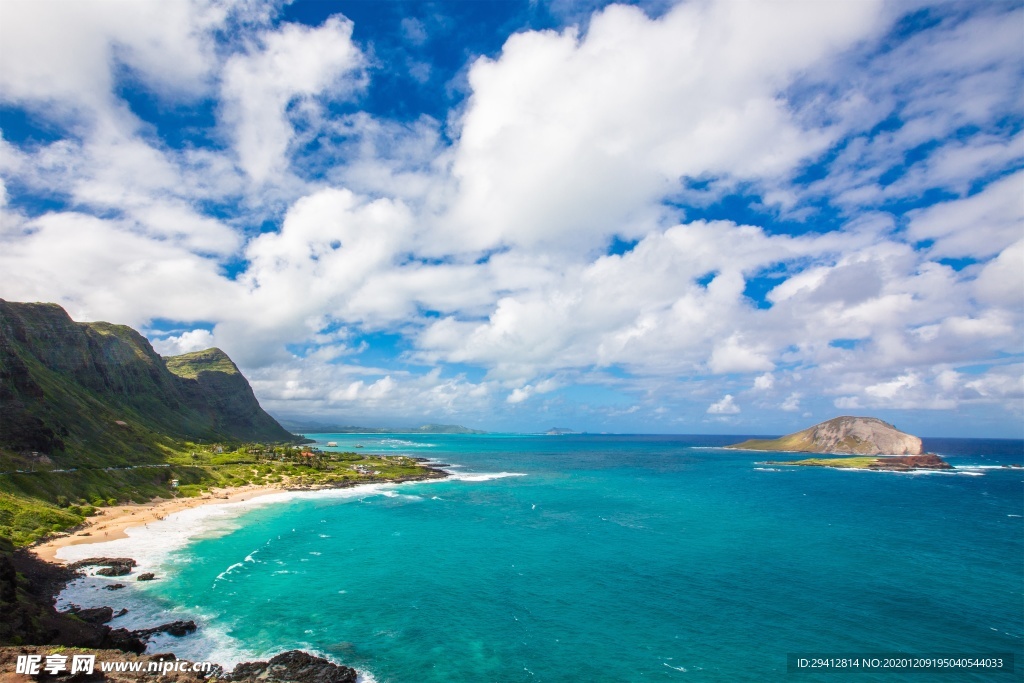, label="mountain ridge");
[0,300,297,468]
